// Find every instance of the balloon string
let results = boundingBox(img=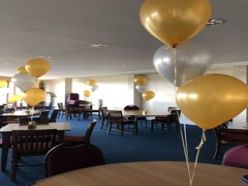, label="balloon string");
[172,48,177,85]
[191,129,206,183]
[179,114,192,186]
[31,105,34,121]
